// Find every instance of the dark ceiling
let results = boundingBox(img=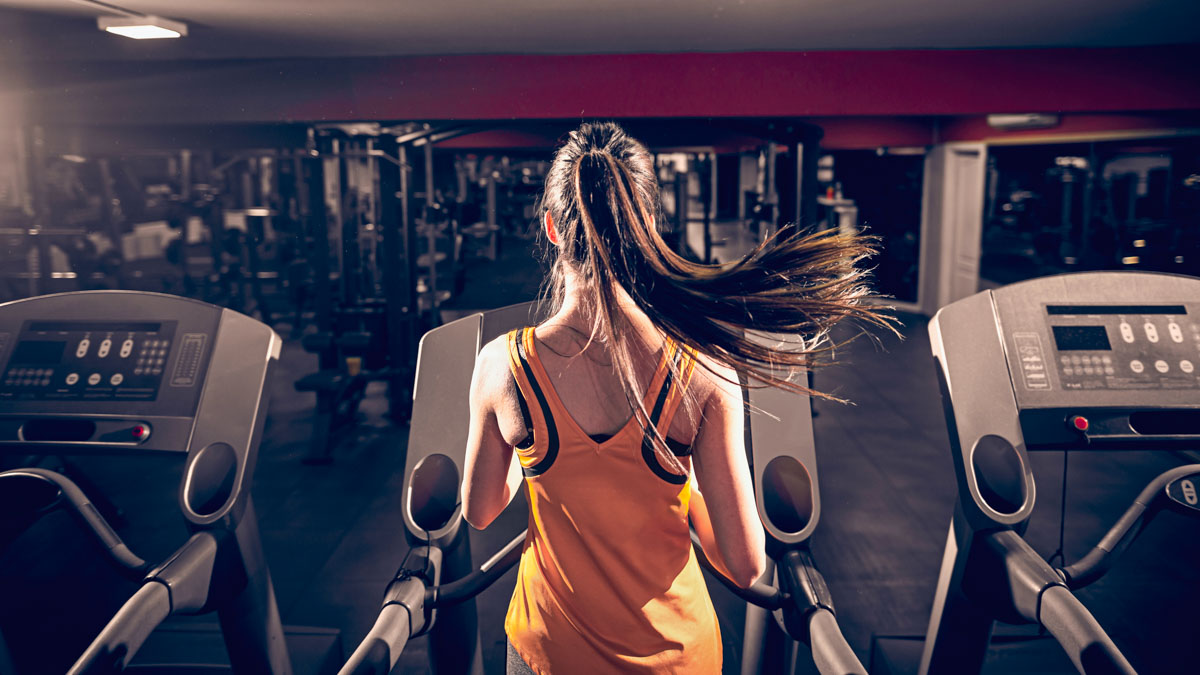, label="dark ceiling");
[1,0,1198,62]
